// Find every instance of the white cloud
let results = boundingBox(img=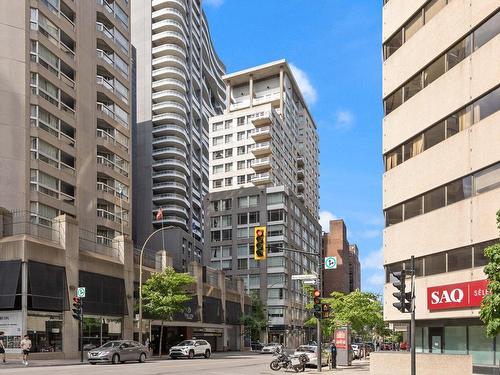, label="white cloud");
[319,211,338,233]
[361,247,384,270]
[204,0,224,7]
[289,63,318,105]
[367,272,385,287]
[334,110,354,131]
